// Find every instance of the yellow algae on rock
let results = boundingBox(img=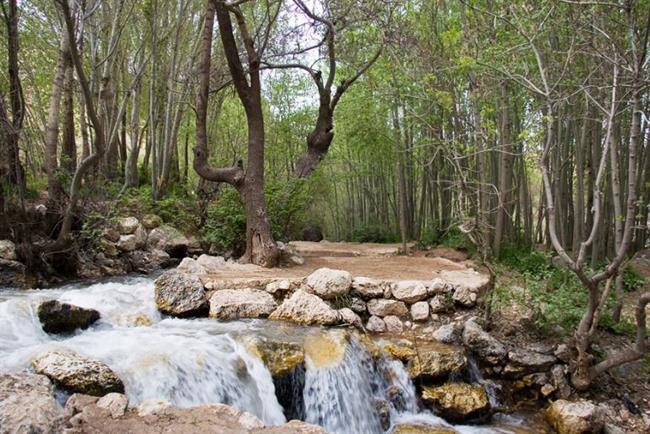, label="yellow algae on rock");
[303,330,348,368]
